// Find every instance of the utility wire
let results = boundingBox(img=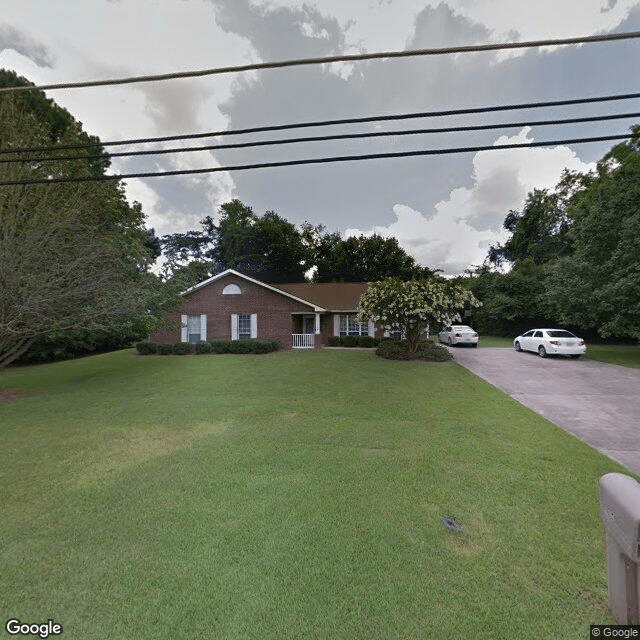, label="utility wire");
[2,112,639,165]
[3,90,640,155]
[1,31,639,94]
[0,133,632,186]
